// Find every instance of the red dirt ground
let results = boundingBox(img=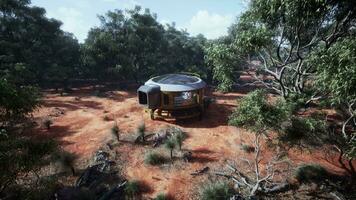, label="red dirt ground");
[32,83,352,199]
